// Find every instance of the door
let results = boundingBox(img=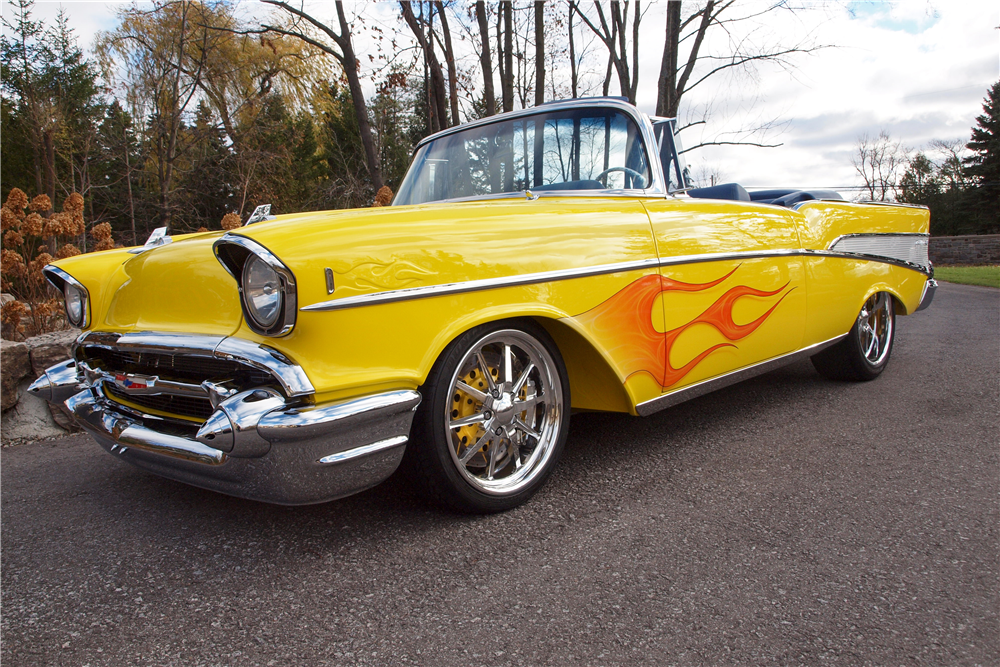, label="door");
[641,198,807,395]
